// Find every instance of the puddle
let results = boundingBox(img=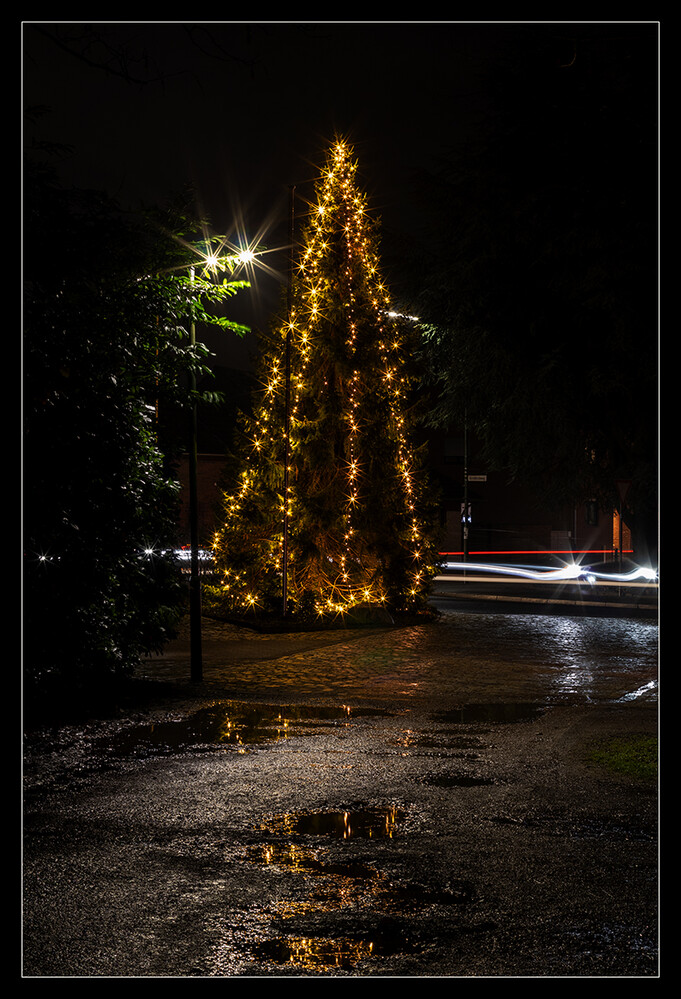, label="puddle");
[247,843,379,879]
[432,703,547,725]
[259,806,405,839]
[393,729,485,753]
[617,680,658,701]
[246,804,476,972]
[98,702,386,755]
[254,927,418,971]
